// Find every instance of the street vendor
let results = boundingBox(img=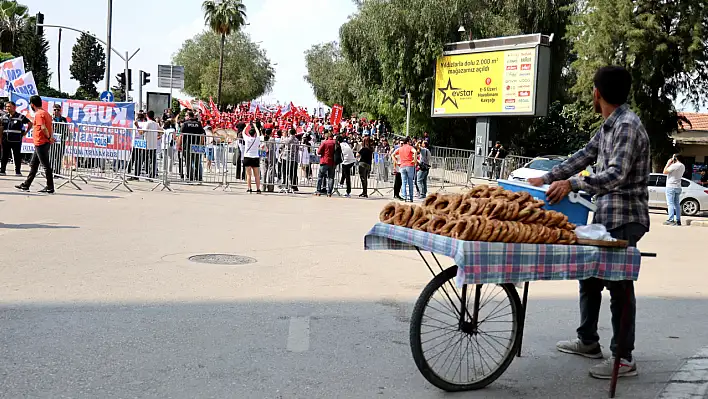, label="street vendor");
[528,66,650,379]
